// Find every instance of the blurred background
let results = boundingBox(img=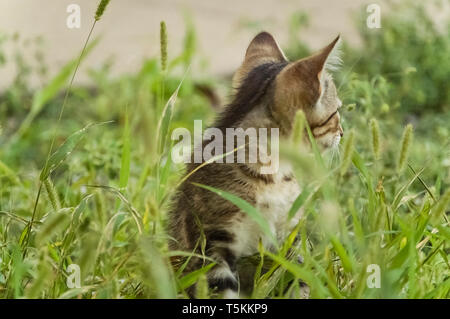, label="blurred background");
[0,0,449,299]
[0,0,390,89]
